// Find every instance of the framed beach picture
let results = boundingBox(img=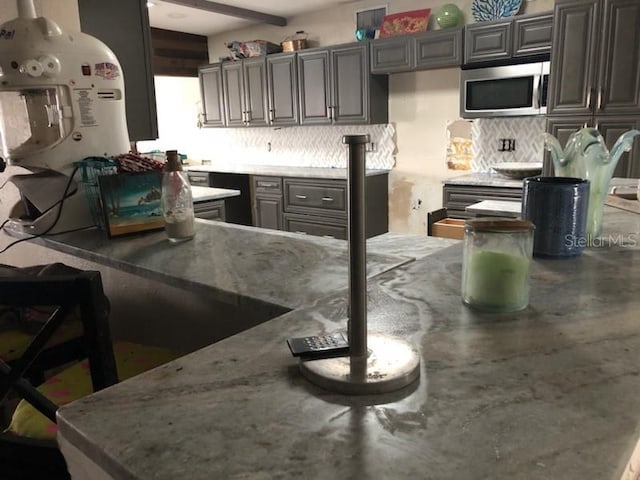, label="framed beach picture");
[98,171,164,237]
